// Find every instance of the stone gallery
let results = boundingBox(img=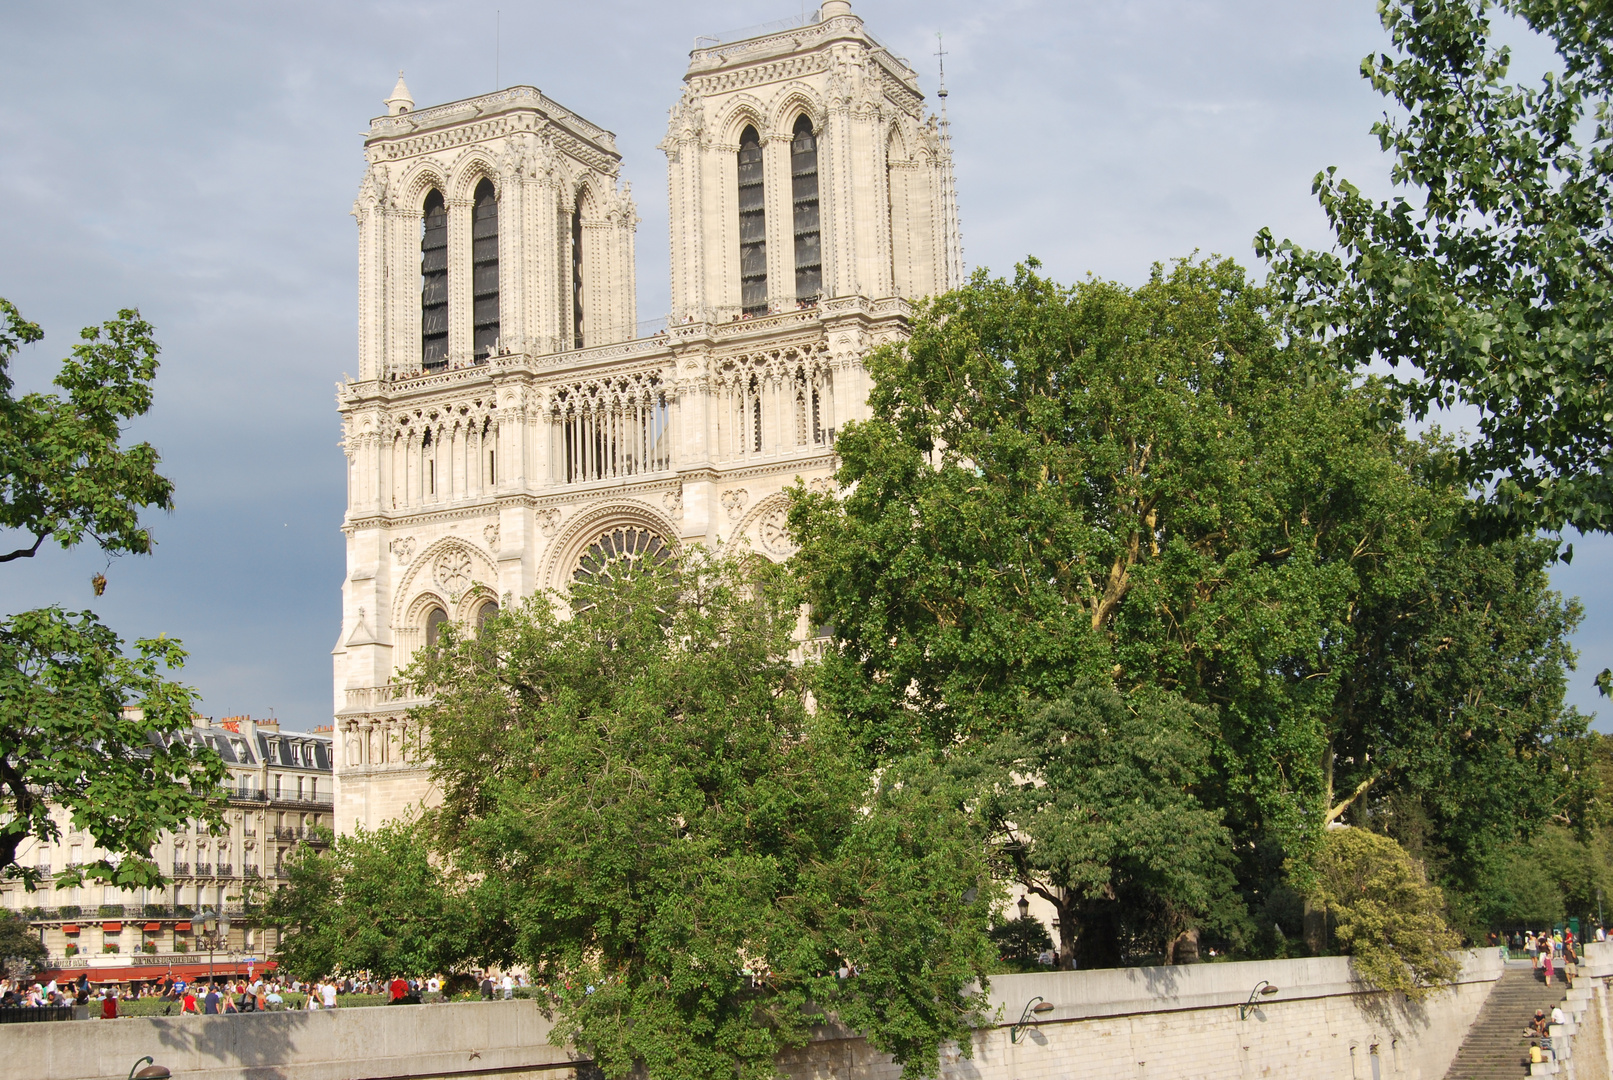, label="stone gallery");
[333,0,964,832]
